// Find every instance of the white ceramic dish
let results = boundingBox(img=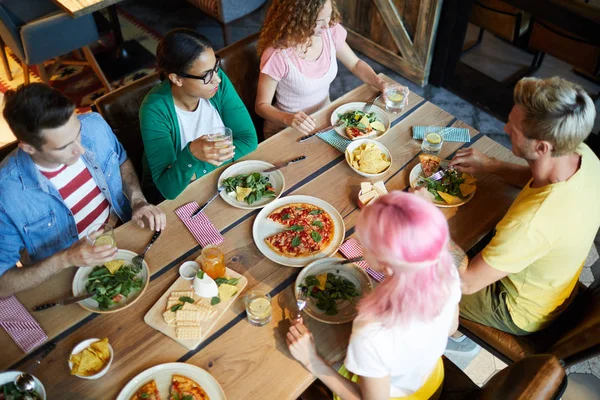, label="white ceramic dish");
[295,258,373,324]
[0,371,46,399]
[72,249,150,314]
[252,195,345,267]
[68,338,114,380]
[217,160,285,210]
[345,139,393,178]
[409,161,476,208]
[330,102,391,140]
[116,362,226,400]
